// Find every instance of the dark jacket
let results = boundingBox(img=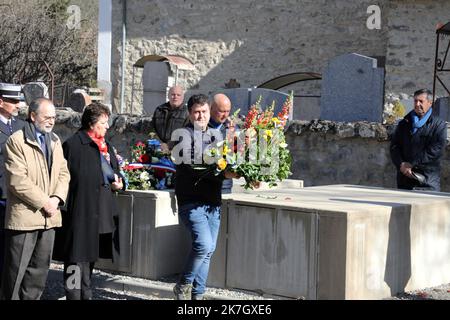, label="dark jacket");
[152,102,189,144]
[53,130,123,262]
[390,111,447,191]
[0,117,25,199]
[174,126,225,206]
